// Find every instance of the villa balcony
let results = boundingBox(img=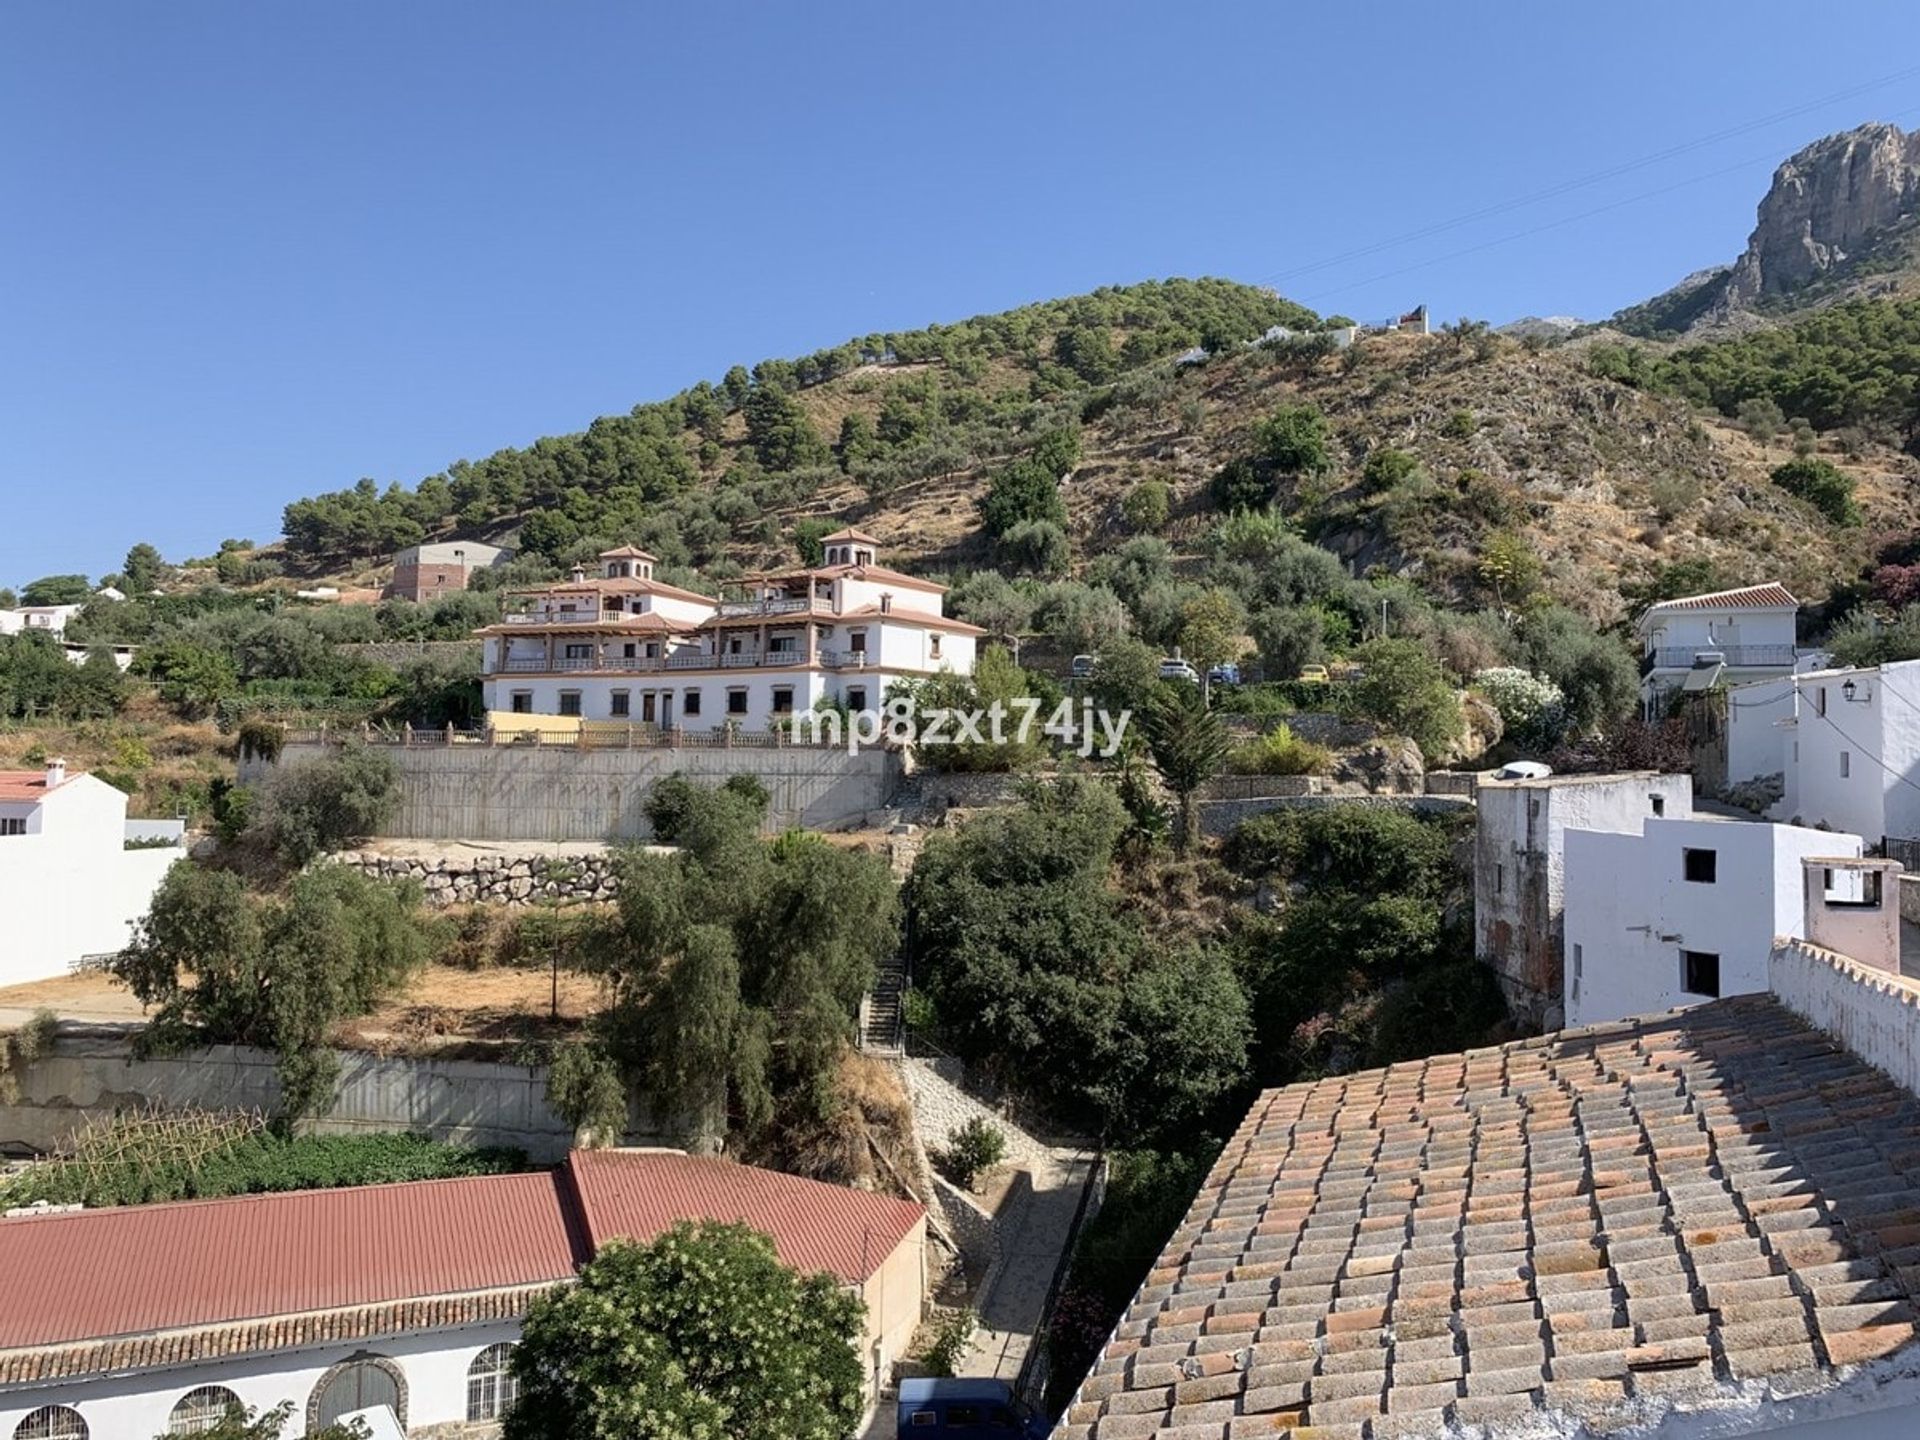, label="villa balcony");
[1640,644,1798,677]
[490,649,822,676]
[714,596,825,619]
